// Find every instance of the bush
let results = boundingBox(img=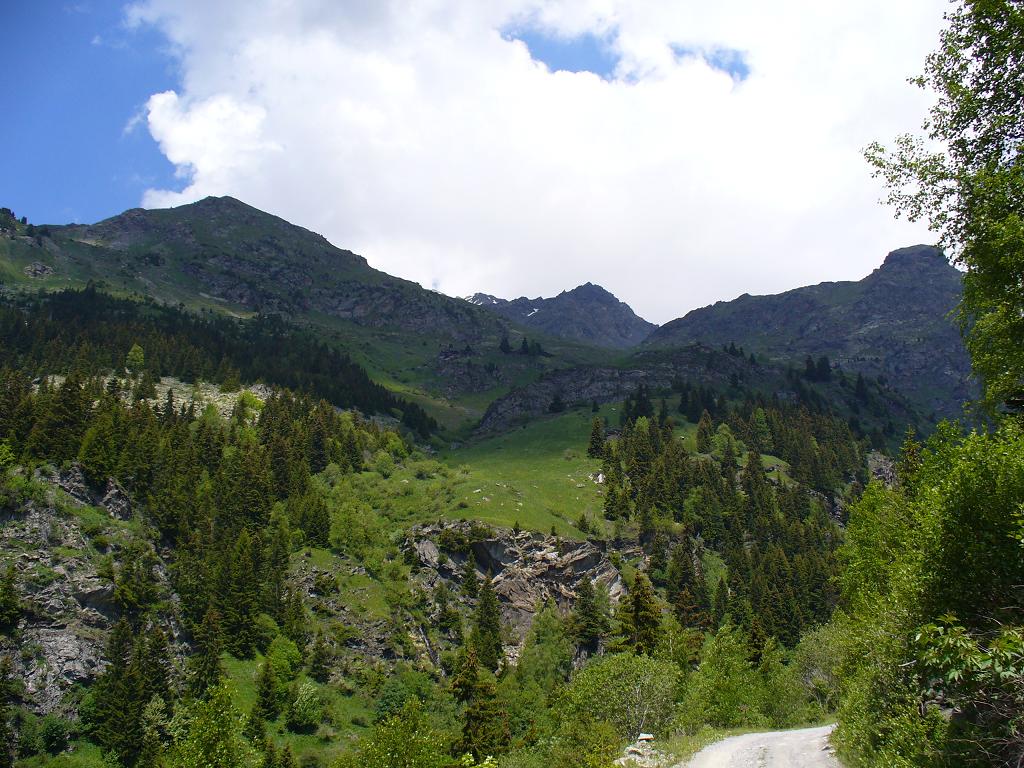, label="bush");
[267,635,302,681]
[40,714,70,754]
[286,681,323,733]
[559,652,680,740]
[676,624,767,732]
